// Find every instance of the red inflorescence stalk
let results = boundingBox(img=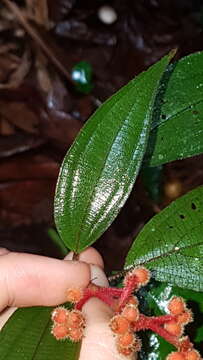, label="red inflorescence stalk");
[75,286,123,310]
[51,266,200,359]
